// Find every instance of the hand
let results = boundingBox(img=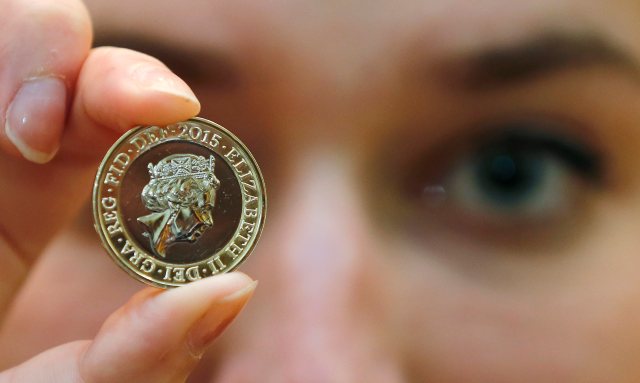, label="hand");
[0,0,256,381]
